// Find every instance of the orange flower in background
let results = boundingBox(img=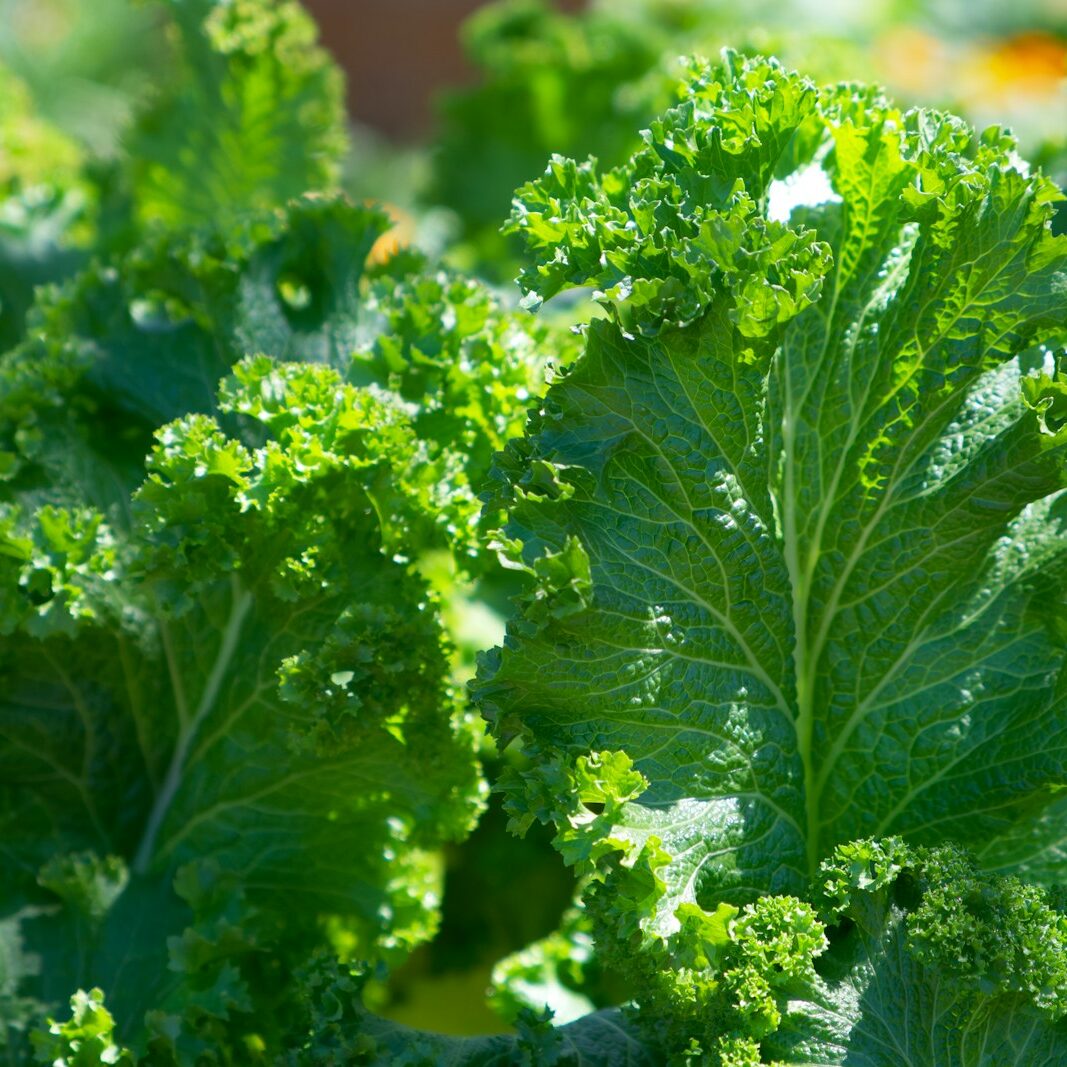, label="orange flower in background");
[368,200,417,265]
[878,27,1066,105]
[958,31,1067,107]
[876,26,1065,144]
